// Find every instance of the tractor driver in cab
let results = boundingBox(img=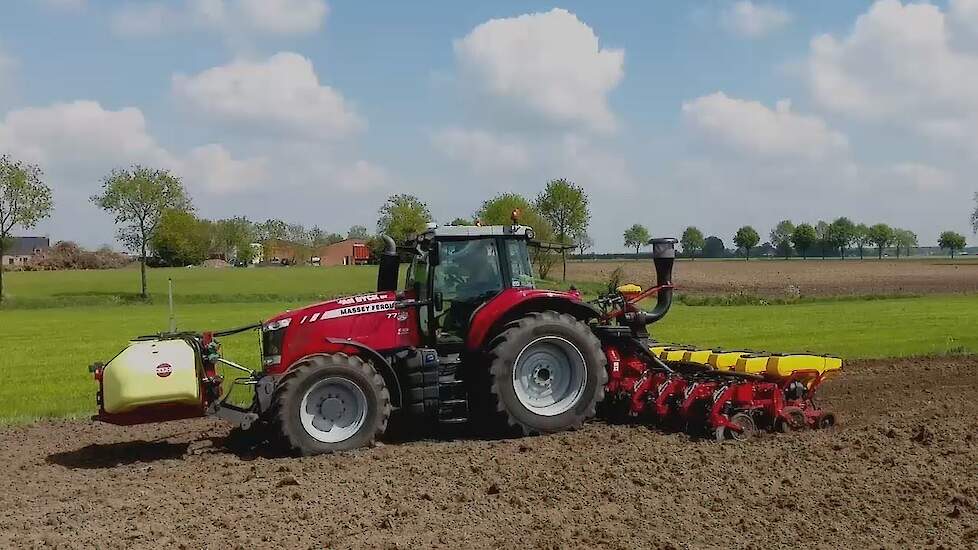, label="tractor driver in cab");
[437,238,503,339]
